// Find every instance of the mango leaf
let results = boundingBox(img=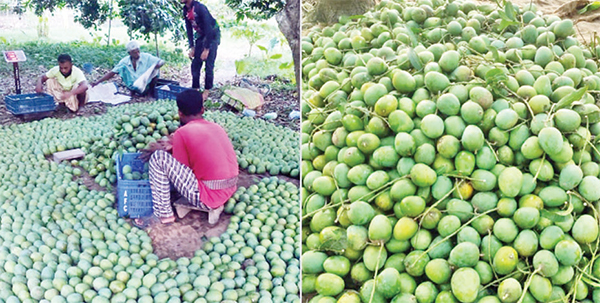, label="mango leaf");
[348,15,365,20]
[435,165,451,175]
[485,68,508,85]
[408,48,423,71]
[556,86,588,110]
[404,24,419,48]
[234,59,249,74]
[269,37,279,50]
[541,209,571,222]
[498,10,508,20]
[488,45,500,62]
[499,19,519,31]
[256,45,267,52]
[318,227,348,253]
[504,1,516,21]
[279,62,293,69]
[270,54,282,59]
[579,1,600,14]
